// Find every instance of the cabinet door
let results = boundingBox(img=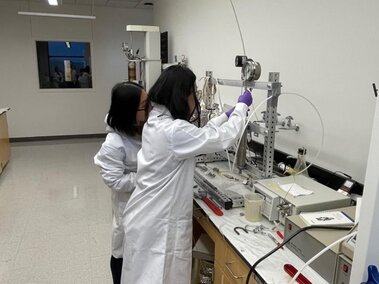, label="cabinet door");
[223,244,254,284]
[214,262,233,284]
[195,210,227,266]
